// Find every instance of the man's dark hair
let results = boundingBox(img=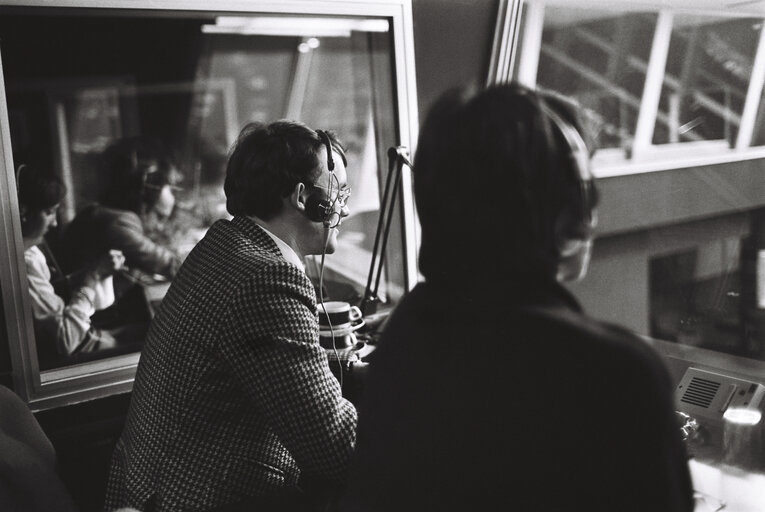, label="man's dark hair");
[224,120,346,219]
[414,82,597,285]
